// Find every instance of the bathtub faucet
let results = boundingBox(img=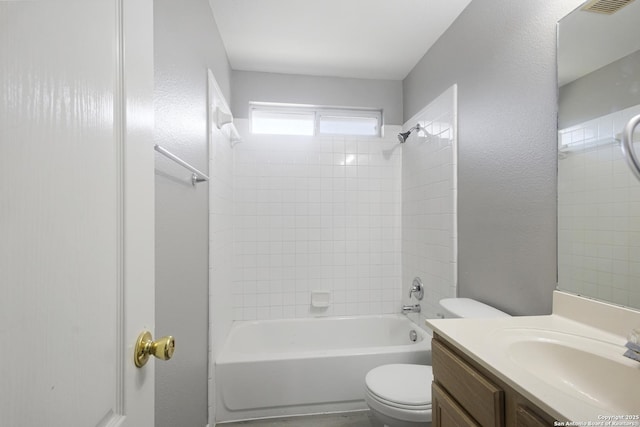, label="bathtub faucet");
[401,304,421,314]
